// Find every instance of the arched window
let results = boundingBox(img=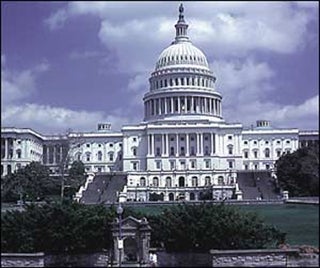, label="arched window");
[265,148,270,158]
[179,176,185,187]
[204,146,210,156]
[205,176,211,186]
[140,177,146,187]
[166,177,172,187]
[169,193,174,201]
[153,177,159,187]
[218,176,224,185]
[97,151,102,161]
[192,176,198,187]
[228,145,233,155]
